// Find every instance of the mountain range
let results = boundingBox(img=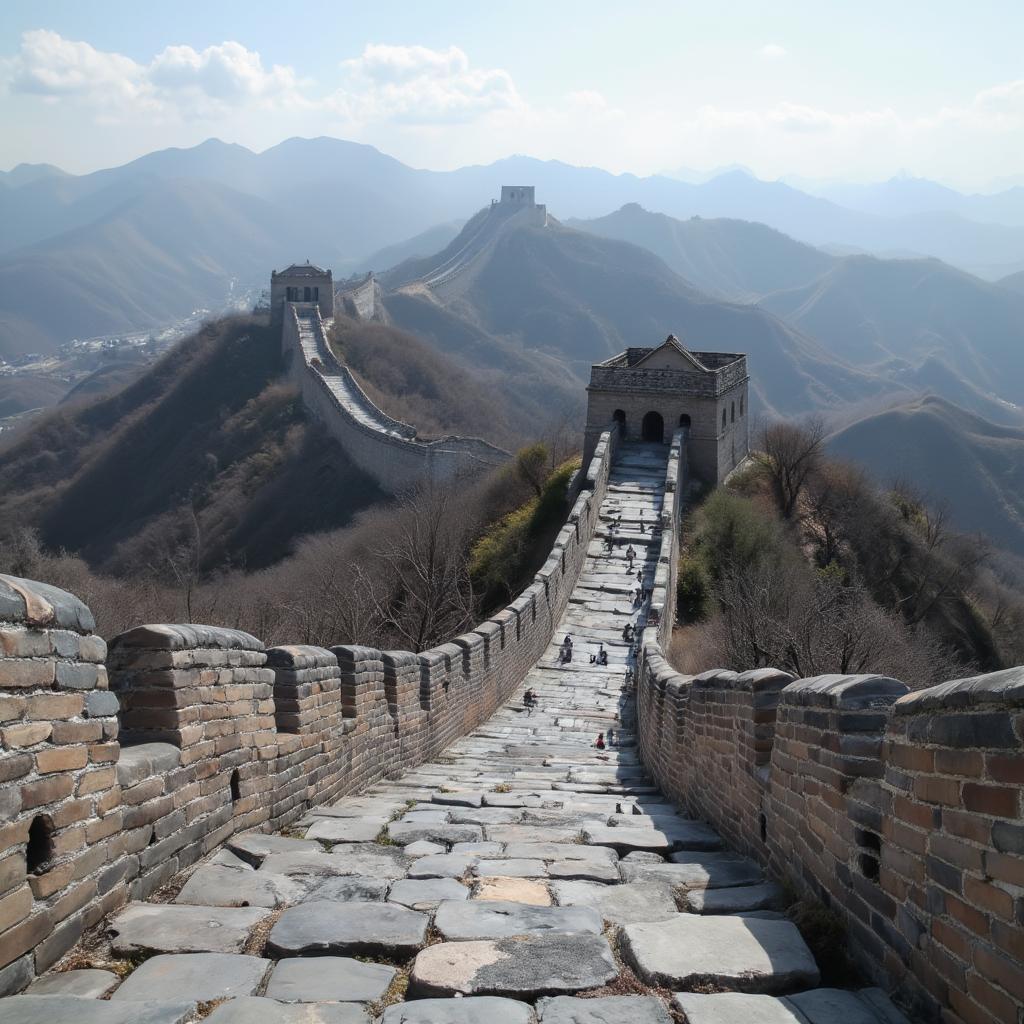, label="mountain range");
[6,136,1024,357]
